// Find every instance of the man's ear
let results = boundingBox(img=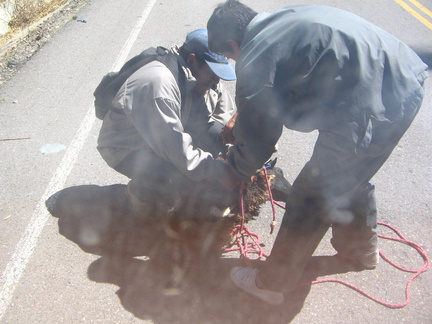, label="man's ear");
[186,53,197,66]
[227,40,238,50]
[227,39,241,60]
